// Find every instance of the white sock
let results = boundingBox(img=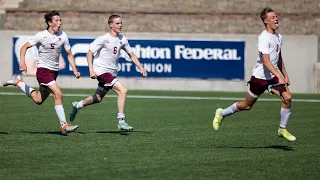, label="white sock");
[222,103,239,117]
[280,107,291,128]
[117,113,125,124]
[17,81,35,97]
[54,105,67,126]
[76,100,84,109]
